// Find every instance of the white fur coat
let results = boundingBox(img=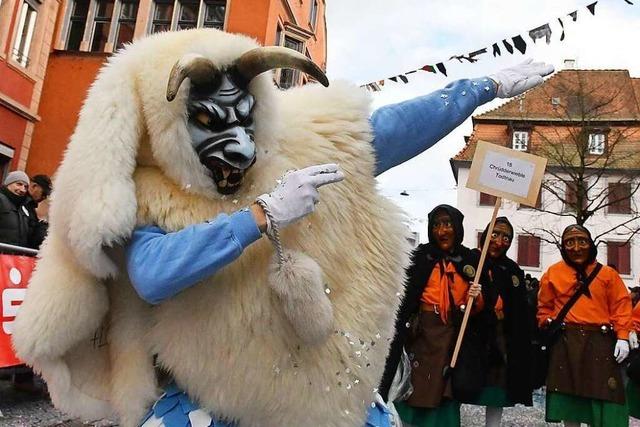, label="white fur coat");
[12,29,411,427]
